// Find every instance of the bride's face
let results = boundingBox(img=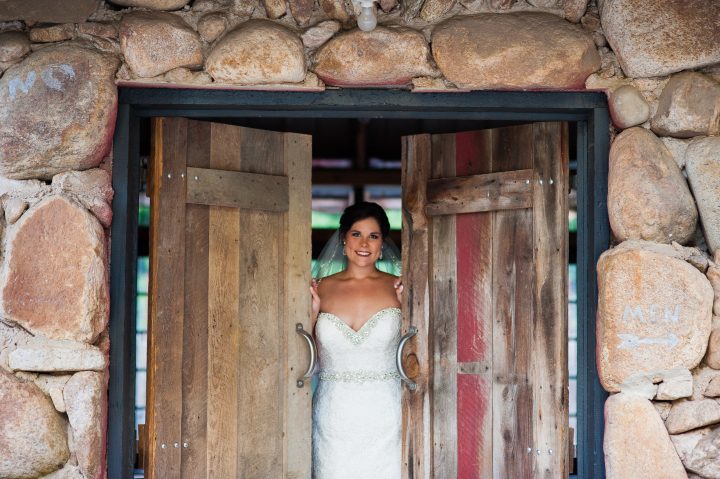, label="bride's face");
[344,217,383,267]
